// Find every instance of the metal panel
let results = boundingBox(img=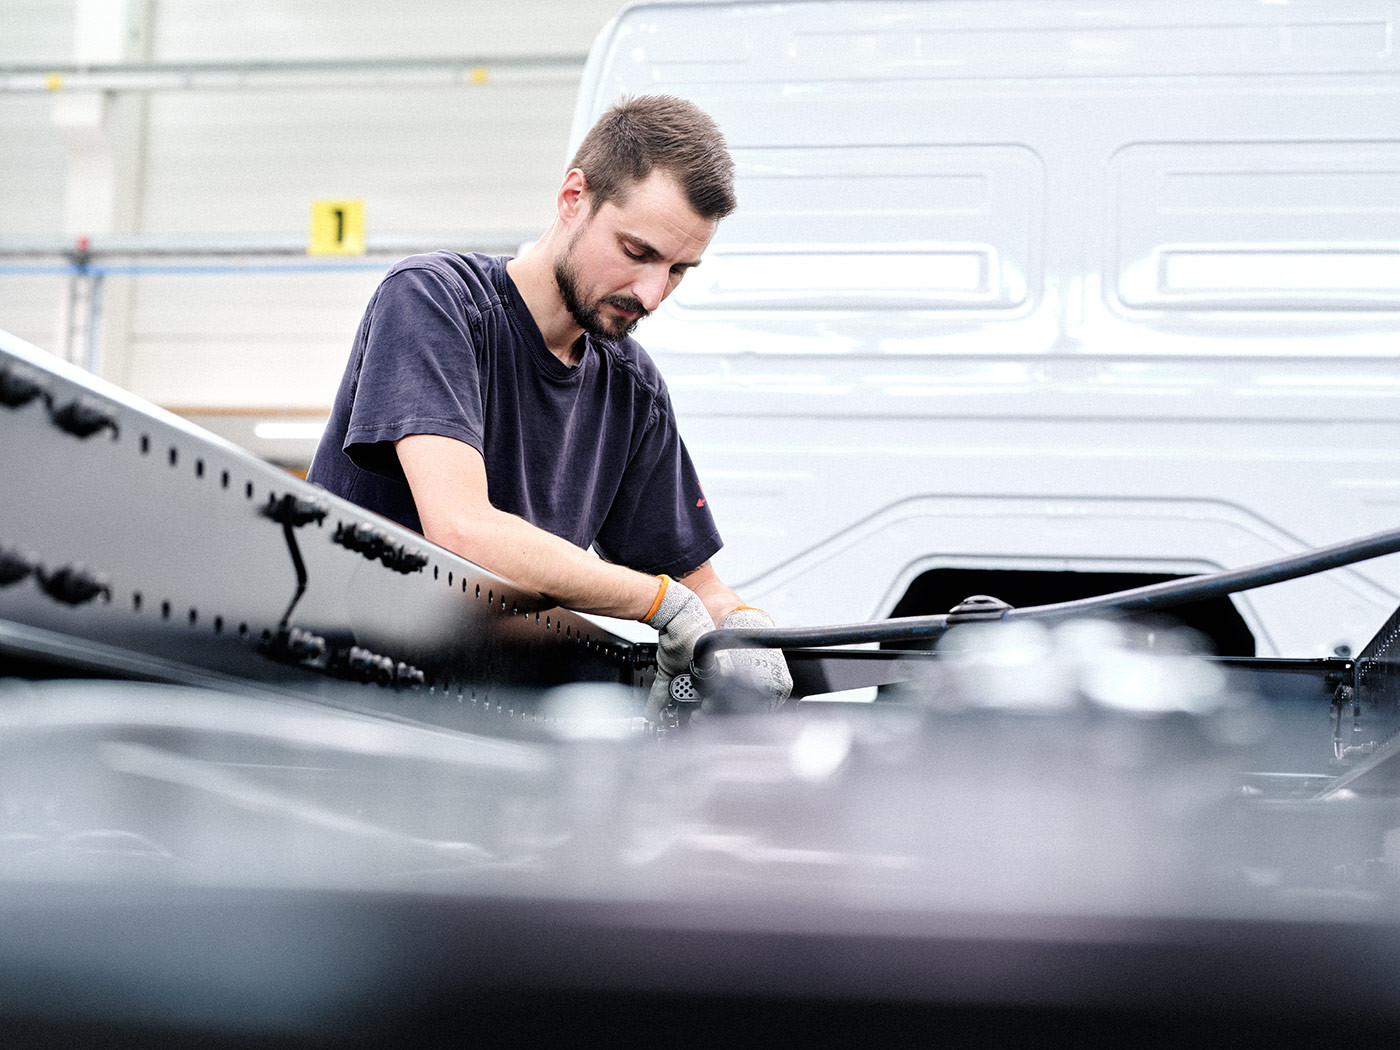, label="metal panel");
[0,332,649,727]
[675,144,1041,312]
[1113,141,1400,311]
[1356,604,1400,728]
